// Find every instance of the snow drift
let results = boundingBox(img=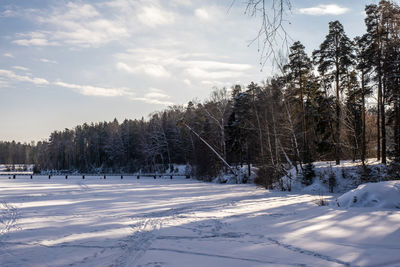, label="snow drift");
[336,180,400,209]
